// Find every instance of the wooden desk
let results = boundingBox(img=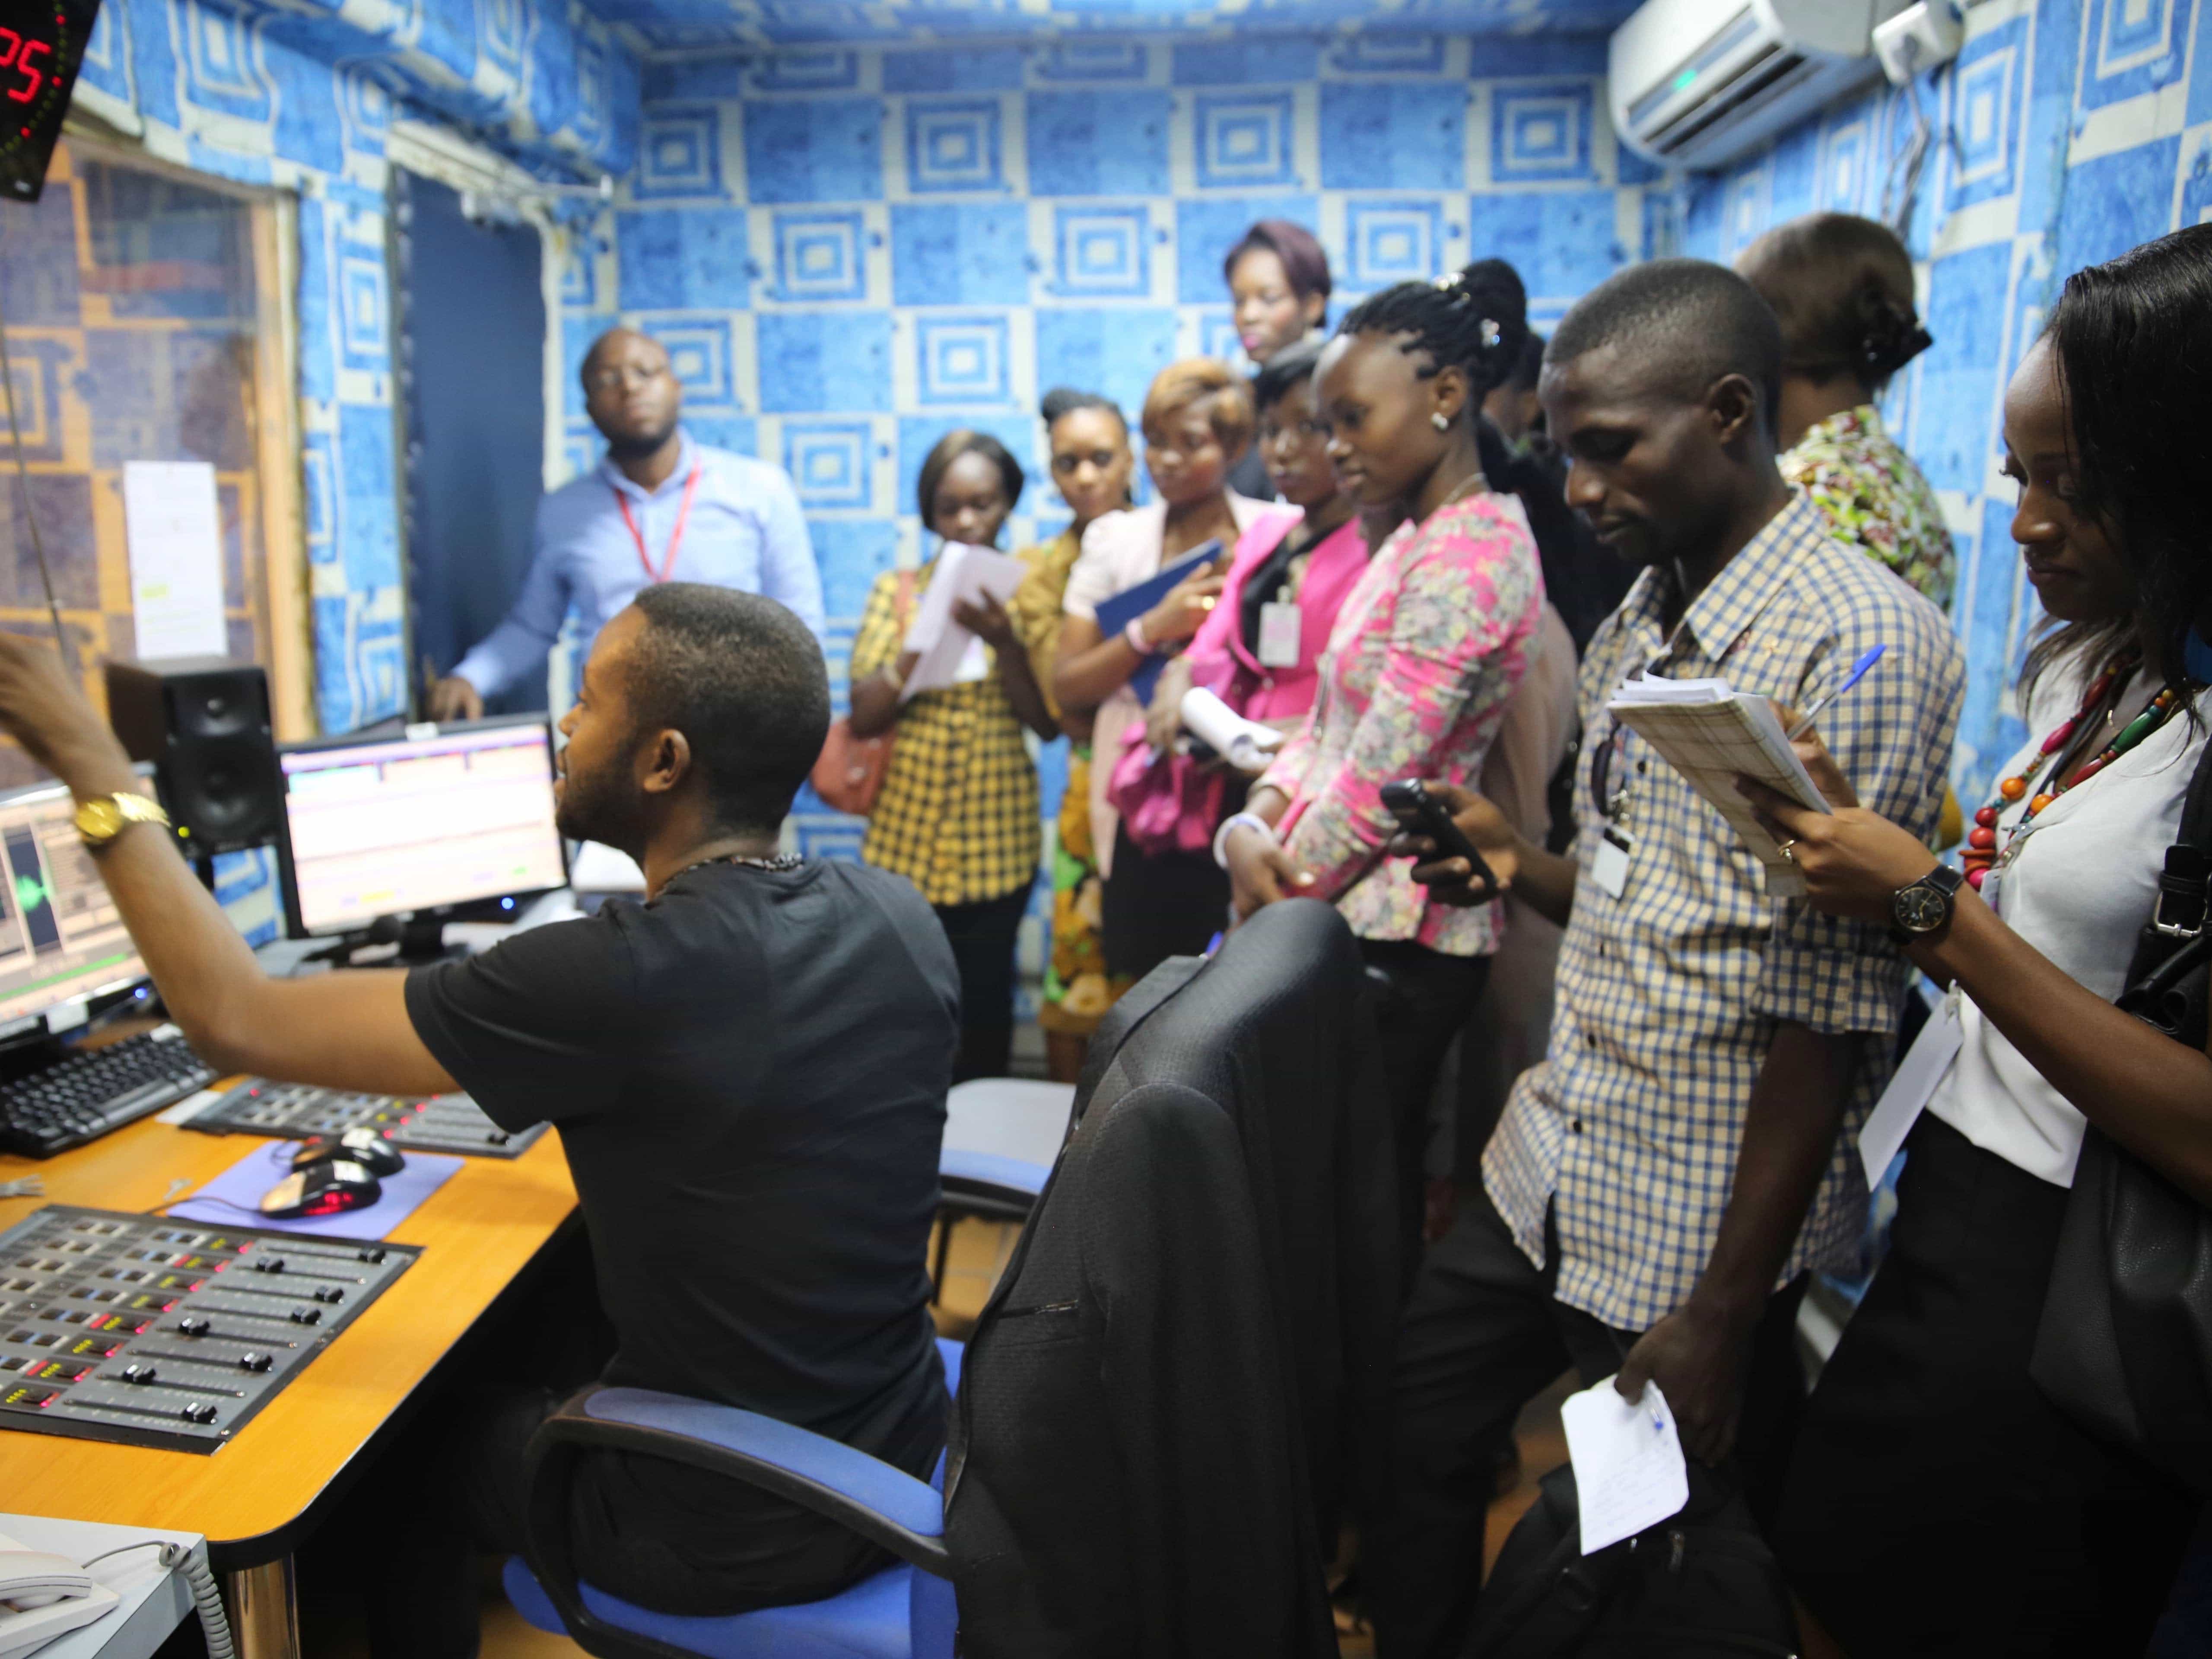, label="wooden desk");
[0,1105,578,1659]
